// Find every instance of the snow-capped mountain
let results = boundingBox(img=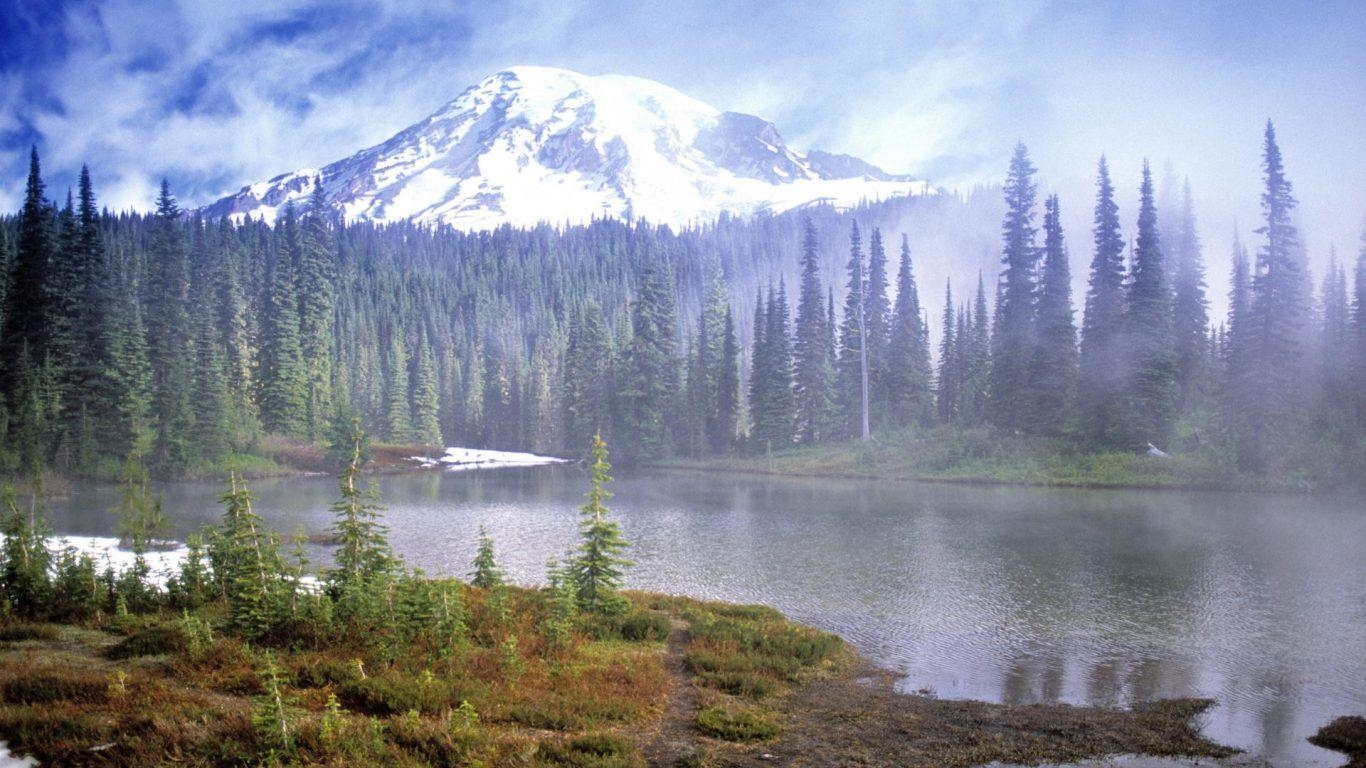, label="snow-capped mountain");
[204,66,930,230]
